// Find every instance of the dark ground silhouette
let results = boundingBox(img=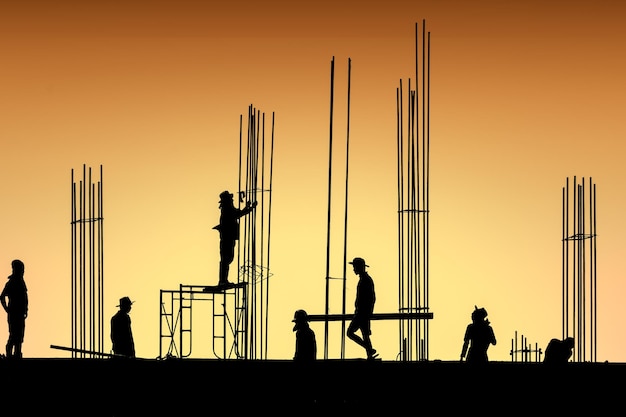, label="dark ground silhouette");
[0,358,622,415]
